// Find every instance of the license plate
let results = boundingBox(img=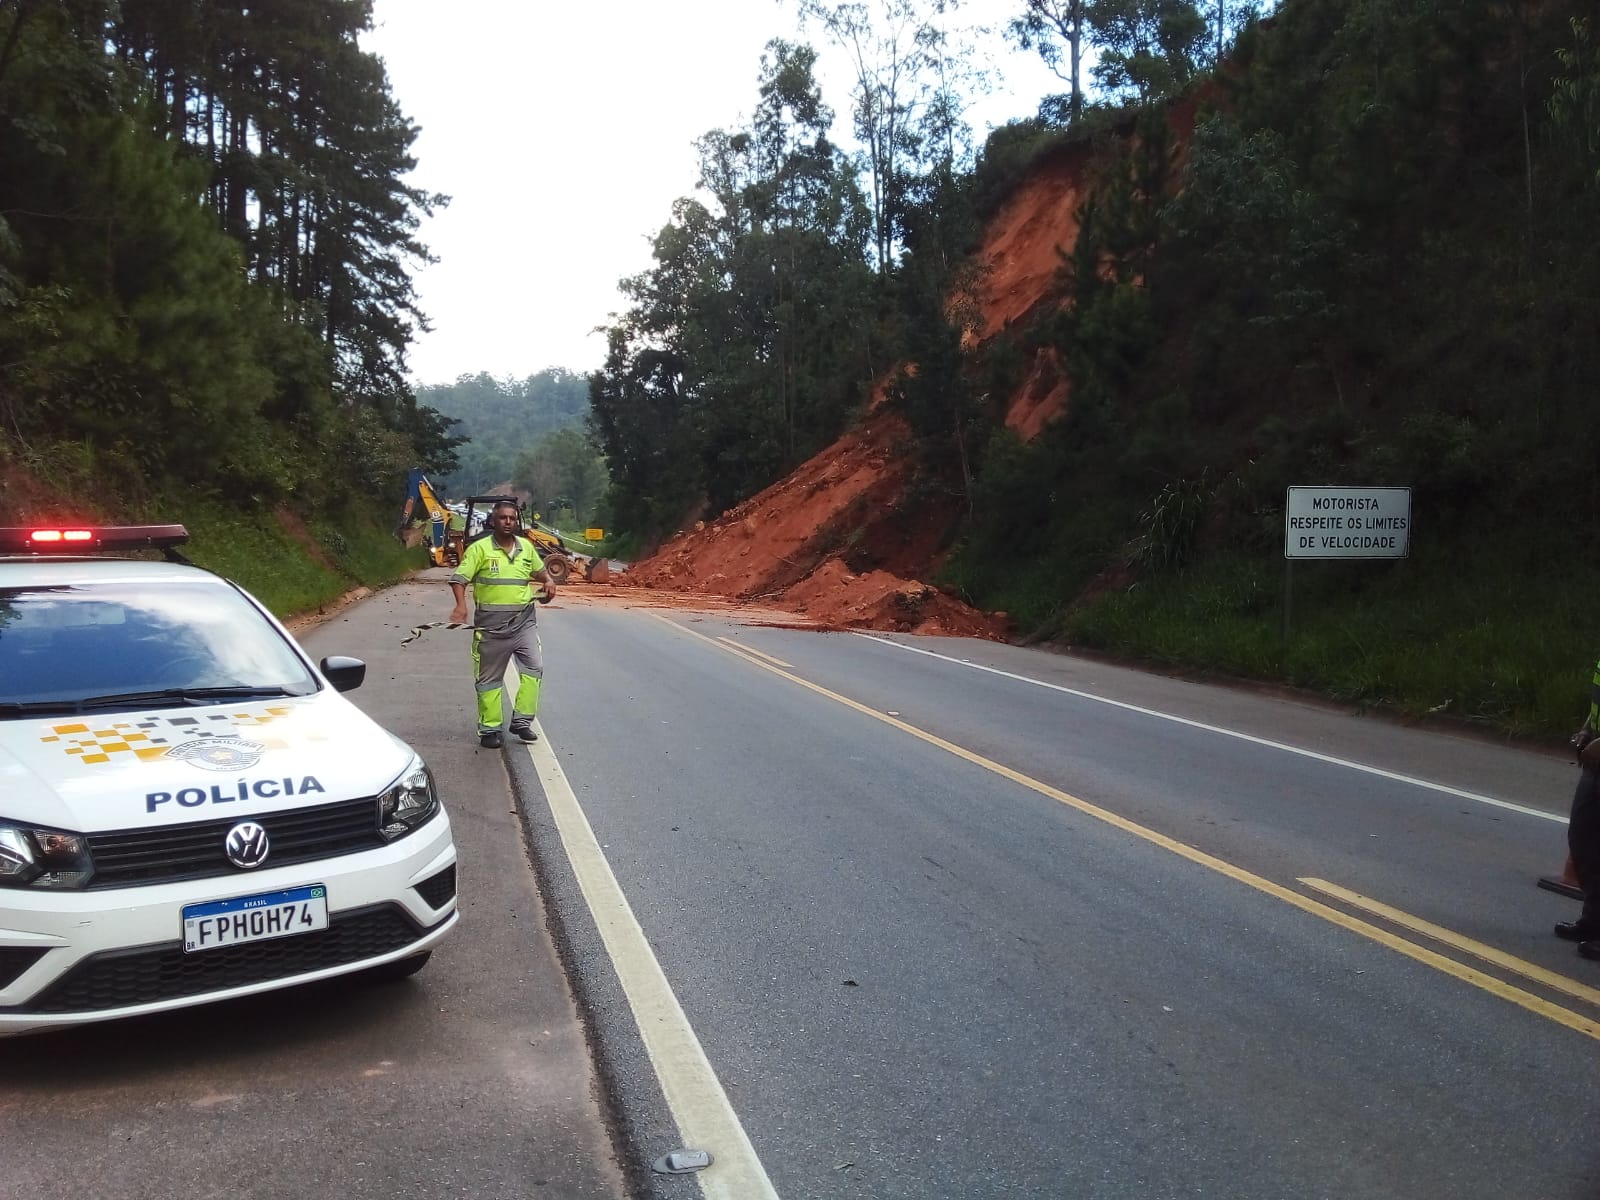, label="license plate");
[182,884,328,953]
